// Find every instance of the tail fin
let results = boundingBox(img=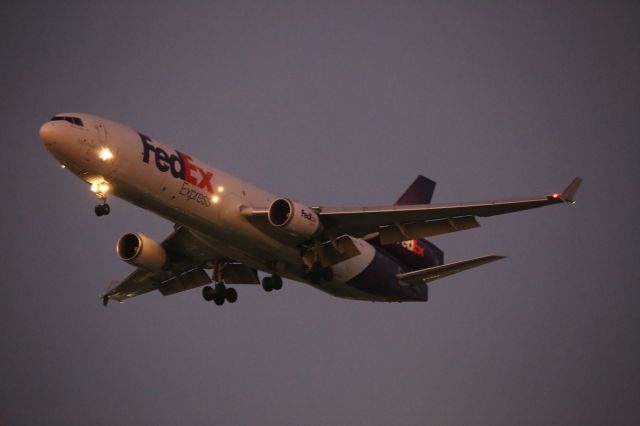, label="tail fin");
[395,175,436,205]
[393,175,444,265]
